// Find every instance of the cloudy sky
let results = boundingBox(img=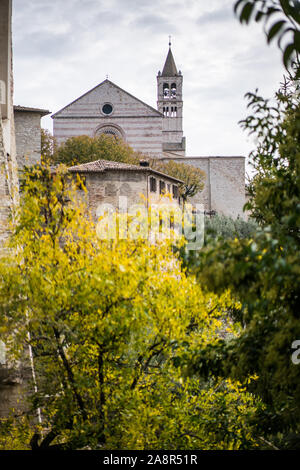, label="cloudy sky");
[12,0,285,171]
